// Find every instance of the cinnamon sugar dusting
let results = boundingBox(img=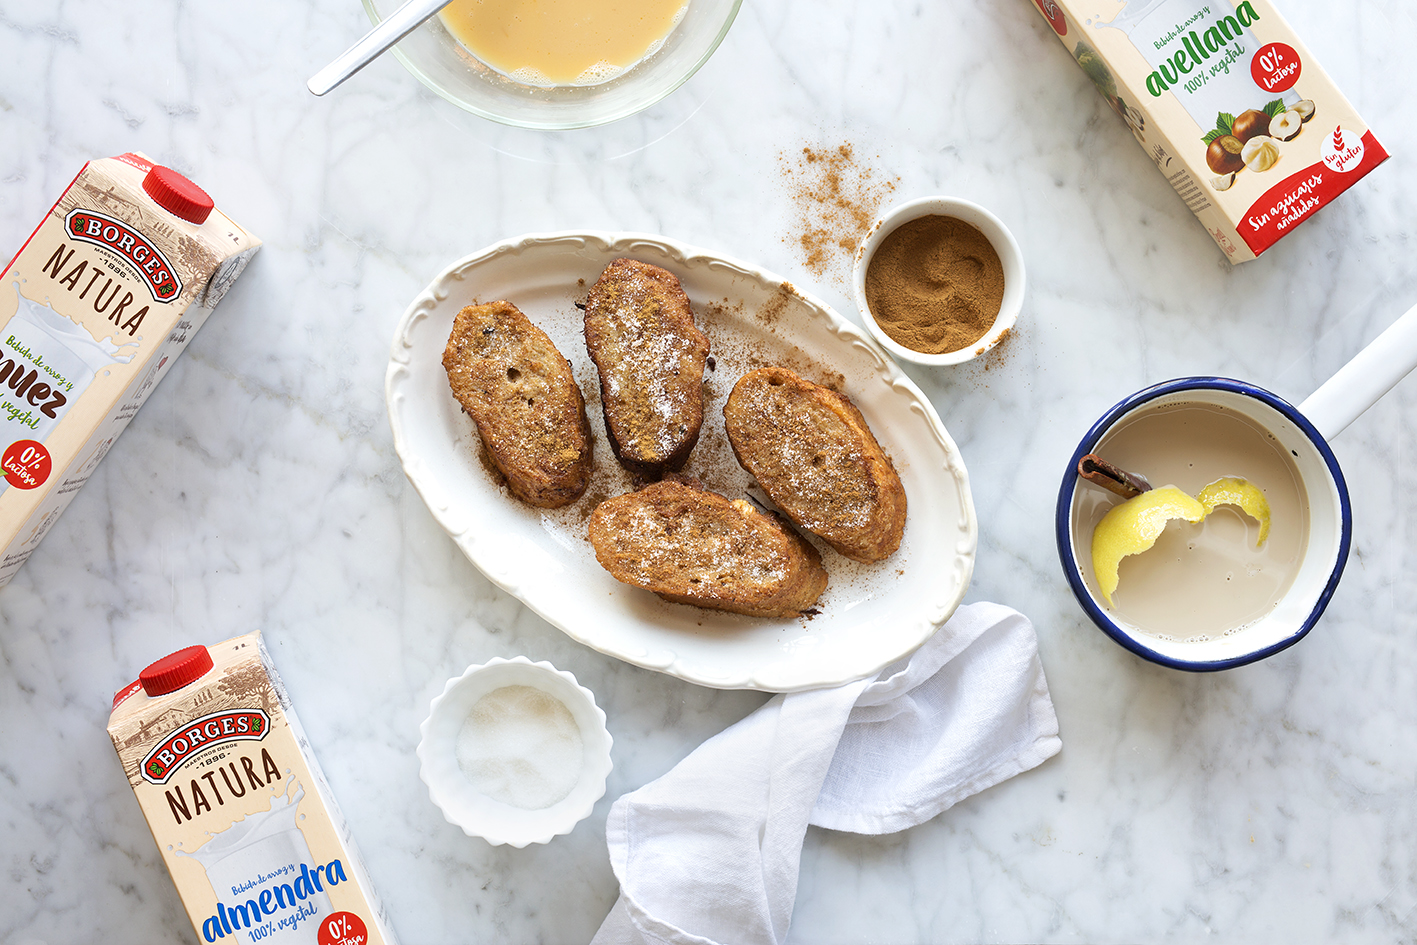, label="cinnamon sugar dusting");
[584,258,708,467]
[780,144,898,285]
